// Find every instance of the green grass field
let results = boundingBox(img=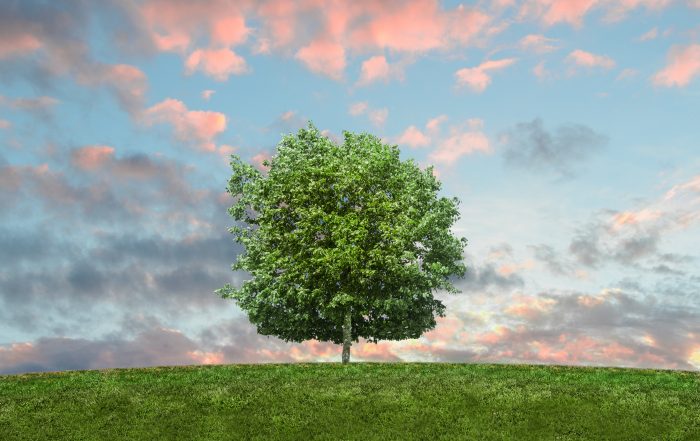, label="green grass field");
[1,362,699,440]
